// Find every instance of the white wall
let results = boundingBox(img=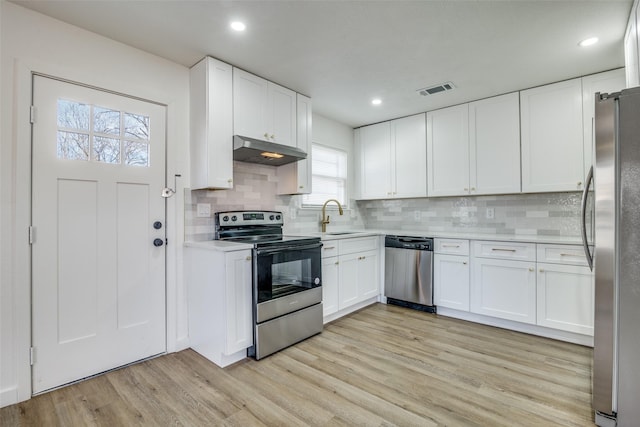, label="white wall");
[0,1,190,406]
